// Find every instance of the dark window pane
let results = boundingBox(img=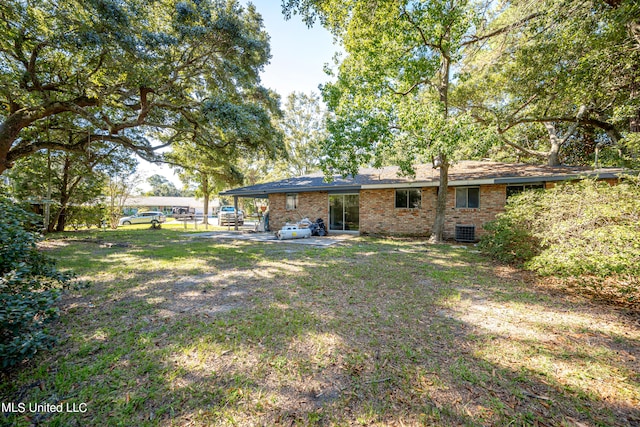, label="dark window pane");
[468,188,480,208]
[409,189,421,208]
[526,183,545,190]
[329,195,344,230]
[456,188,467,208]
[506,185,523,198]
[344,194,359,231]
[507,183,544,198]
[395,190,408,208]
